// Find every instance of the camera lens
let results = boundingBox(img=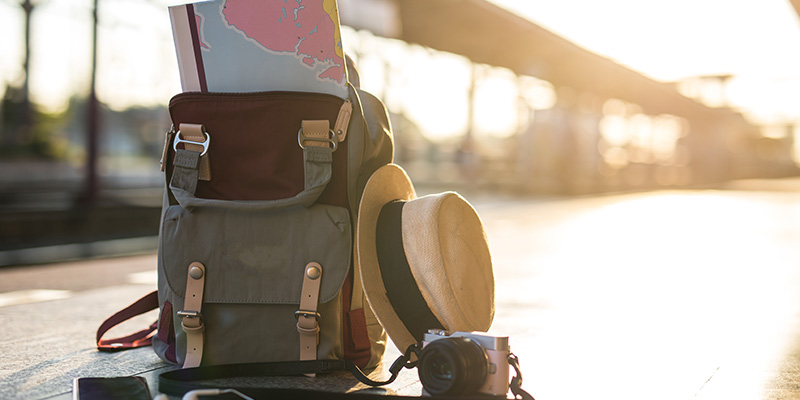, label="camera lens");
[418,337,489,395]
